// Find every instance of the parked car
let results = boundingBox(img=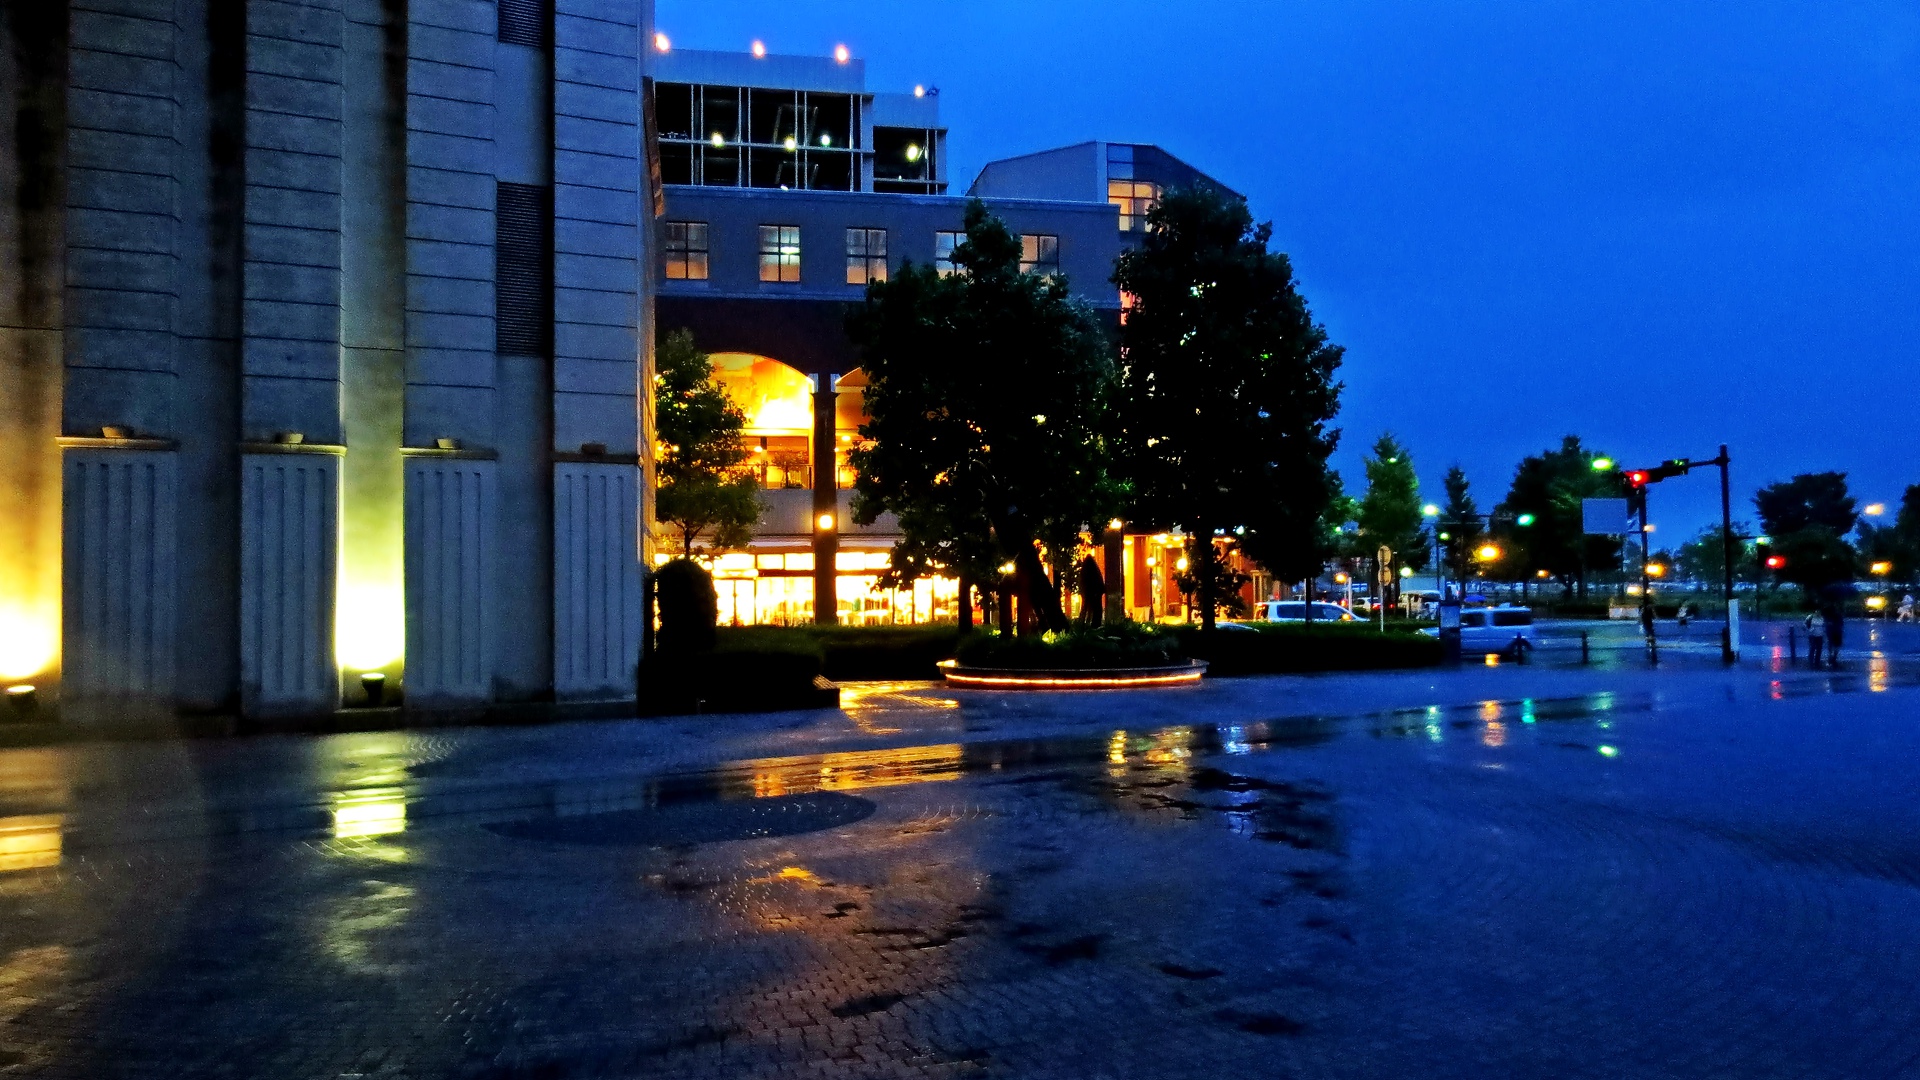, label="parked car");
[1422,604,1535,657]
[1259,600,1358,623]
